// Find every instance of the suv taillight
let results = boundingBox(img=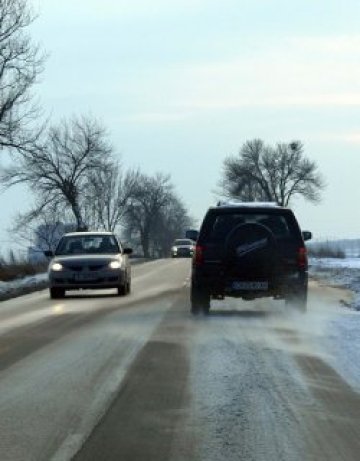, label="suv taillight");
[297,247,308,269]
[193,245,204,266]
